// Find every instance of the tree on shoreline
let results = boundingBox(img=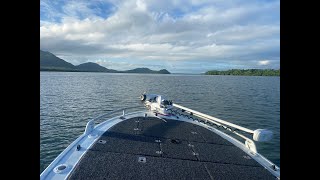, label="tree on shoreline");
[205,69,280,76]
